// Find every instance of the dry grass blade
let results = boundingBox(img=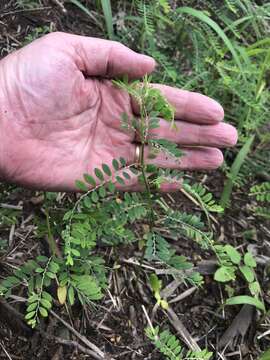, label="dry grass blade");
[0,341,13,360]
[219,304,254,348]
